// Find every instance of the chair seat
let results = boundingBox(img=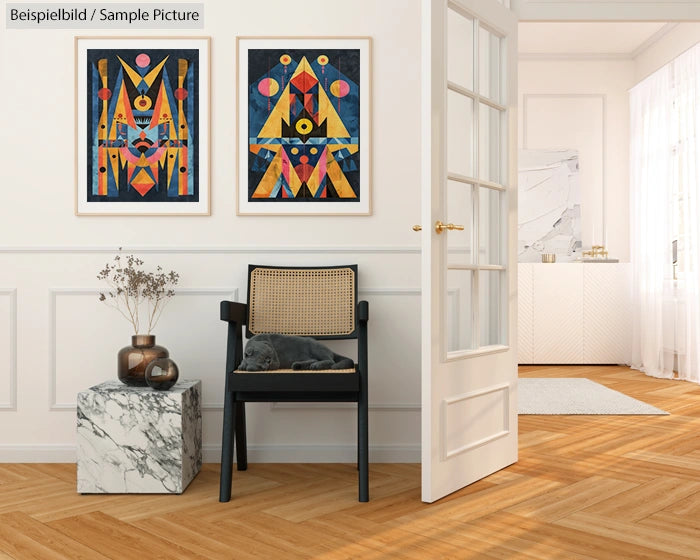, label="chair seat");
[234,368,356,374]
[229,371,359,392]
